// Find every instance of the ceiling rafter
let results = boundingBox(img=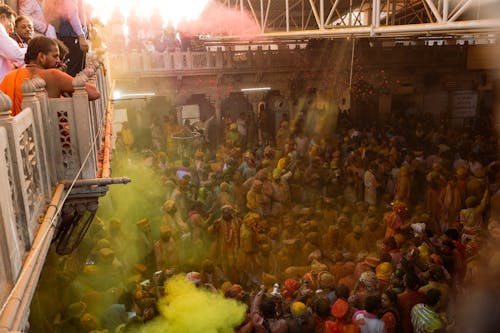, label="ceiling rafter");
[211,0,499,40]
